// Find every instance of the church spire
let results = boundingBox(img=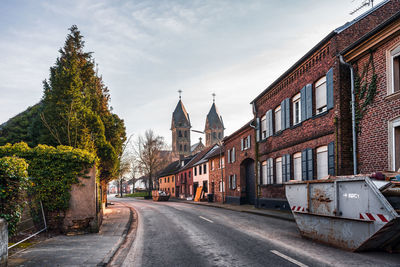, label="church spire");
[204,93,224,146]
